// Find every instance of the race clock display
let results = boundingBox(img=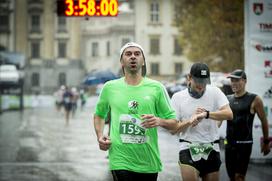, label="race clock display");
[57,0,119,17]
